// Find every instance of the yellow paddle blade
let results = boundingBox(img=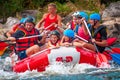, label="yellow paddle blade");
[0,47,7,56]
